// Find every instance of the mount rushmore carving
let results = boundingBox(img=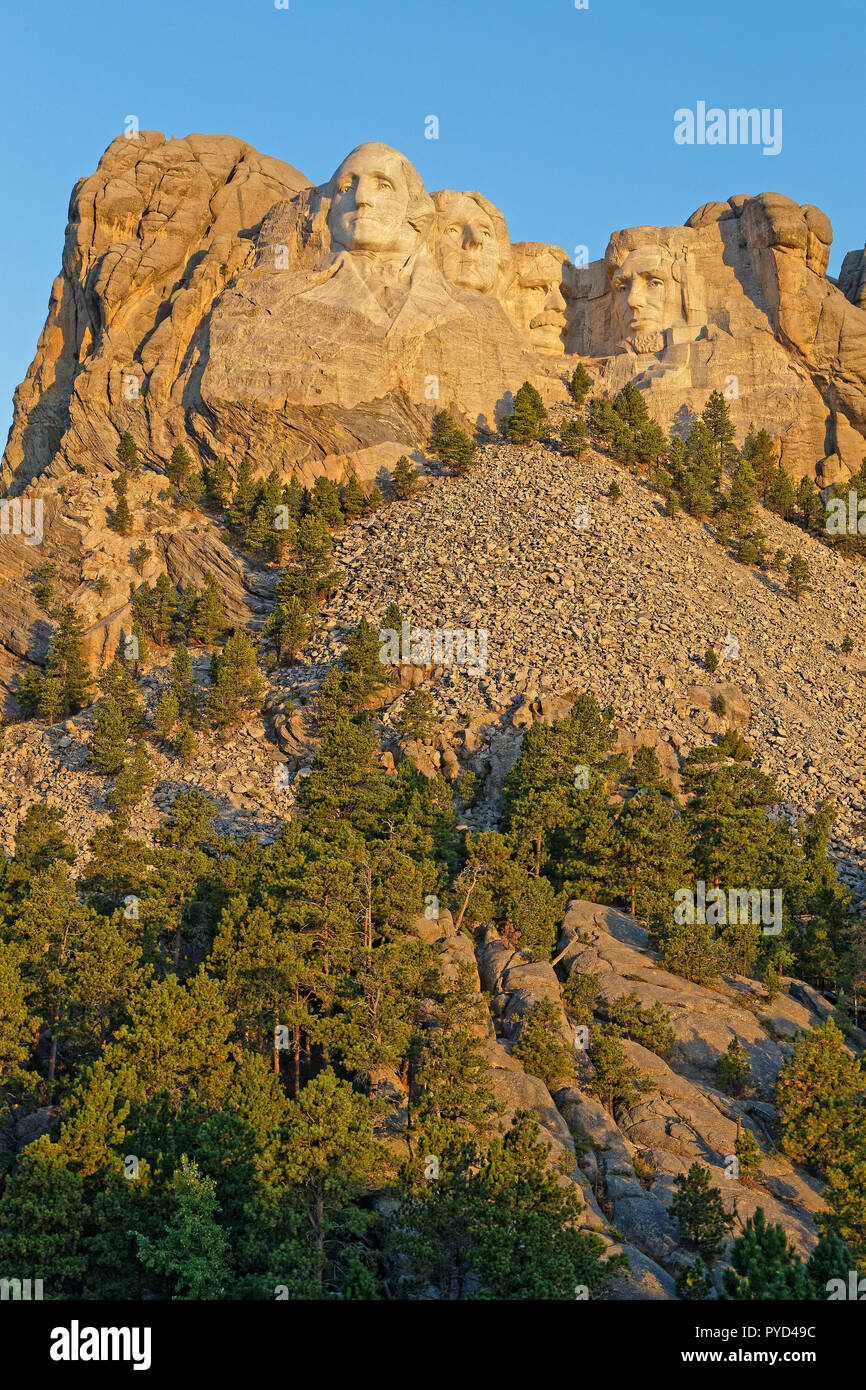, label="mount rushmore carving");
[4,131,866,493]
